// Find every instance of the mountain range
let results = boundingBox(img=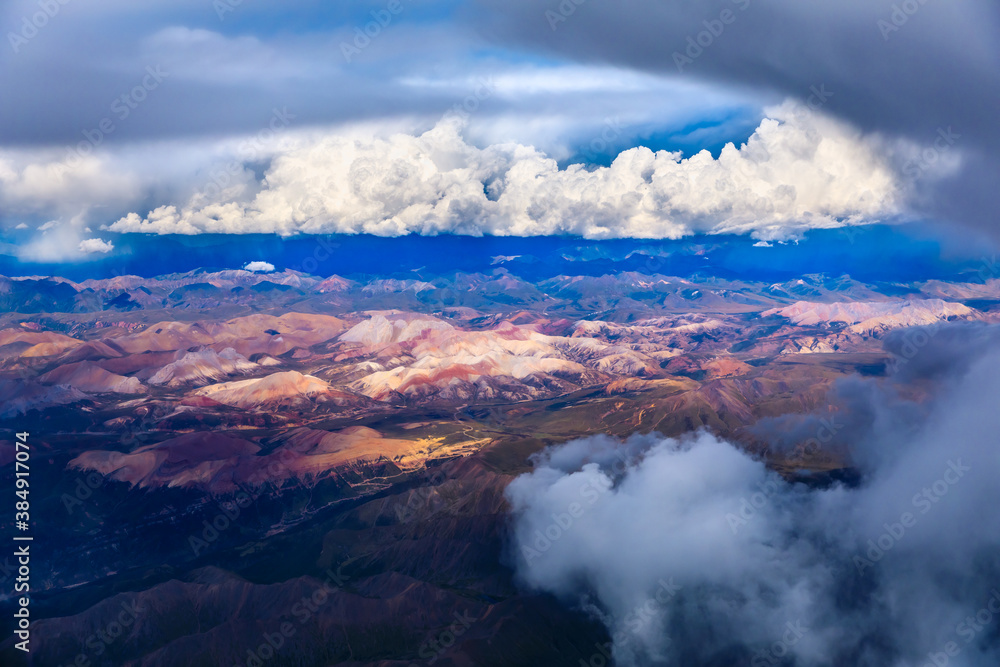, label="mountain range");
[1,256,997,666]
